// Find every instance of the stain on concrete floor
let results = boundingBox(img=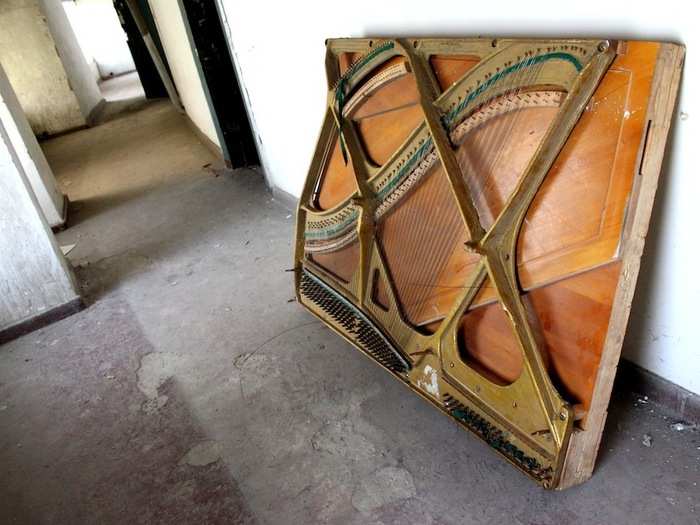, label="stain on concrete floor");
[1,102,698,524]
[0,299,253,524]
